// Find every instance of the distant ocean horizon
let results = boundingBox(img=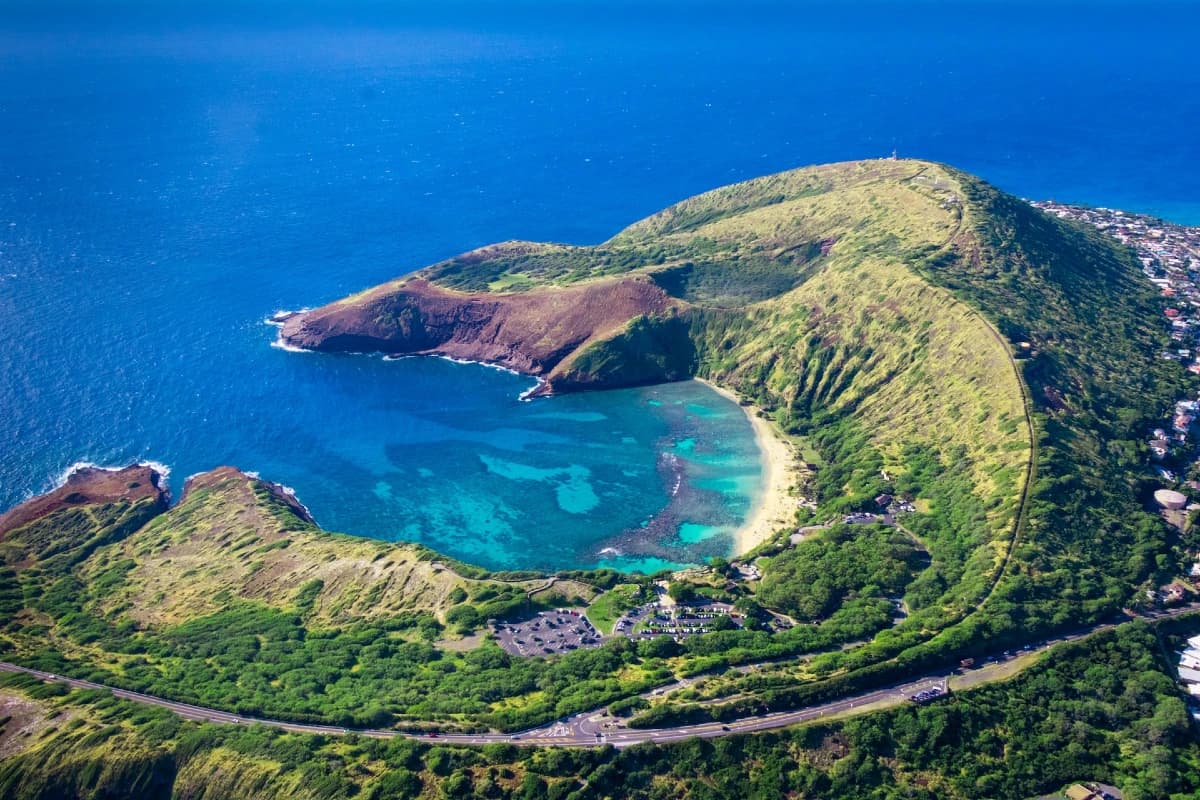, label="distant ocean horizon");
[2,1,1197,570]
